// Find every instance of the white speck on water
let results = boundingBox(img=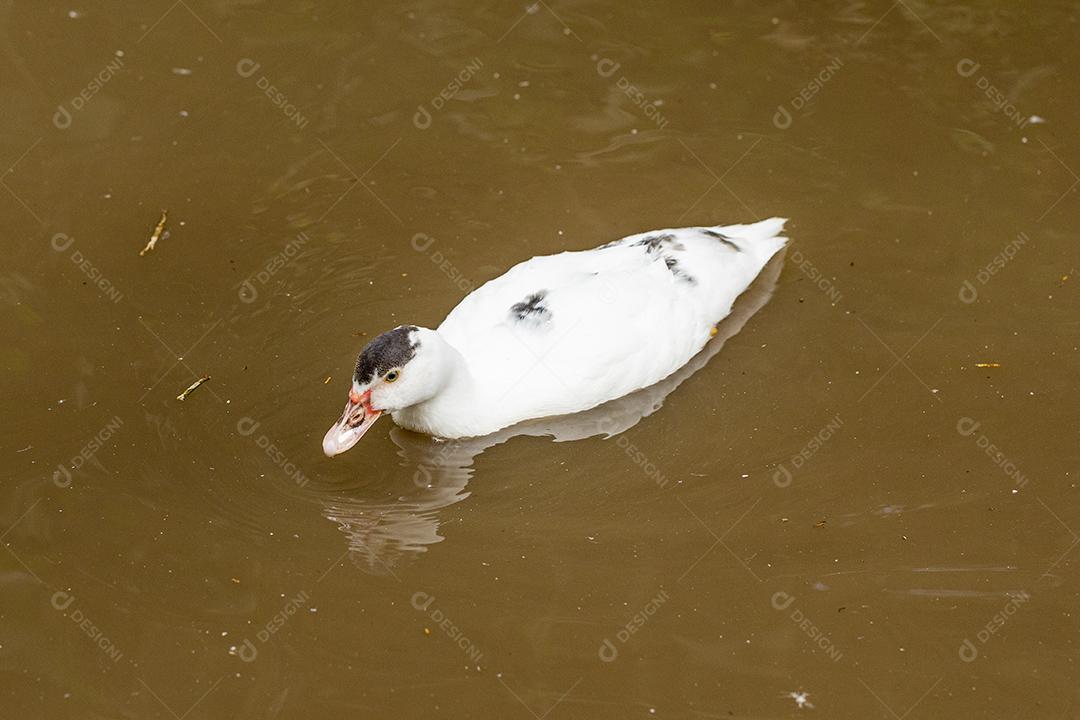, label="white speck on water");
[1029,115,1046,124]
[787,691,814,710]
[172,67,193,76]
[518,80,529,87]
[68,10,82,19]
